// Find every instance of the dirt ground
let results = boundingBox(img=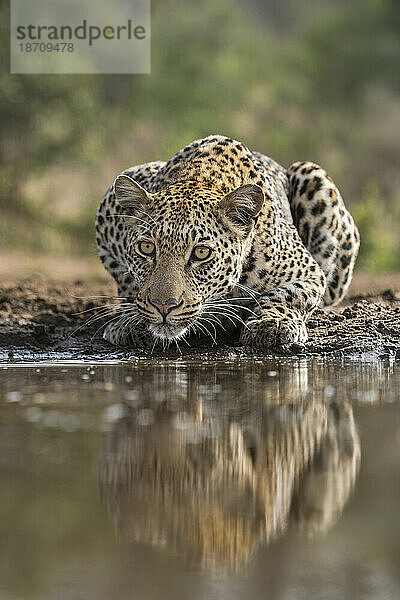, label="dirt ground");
[0,272,399,361]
